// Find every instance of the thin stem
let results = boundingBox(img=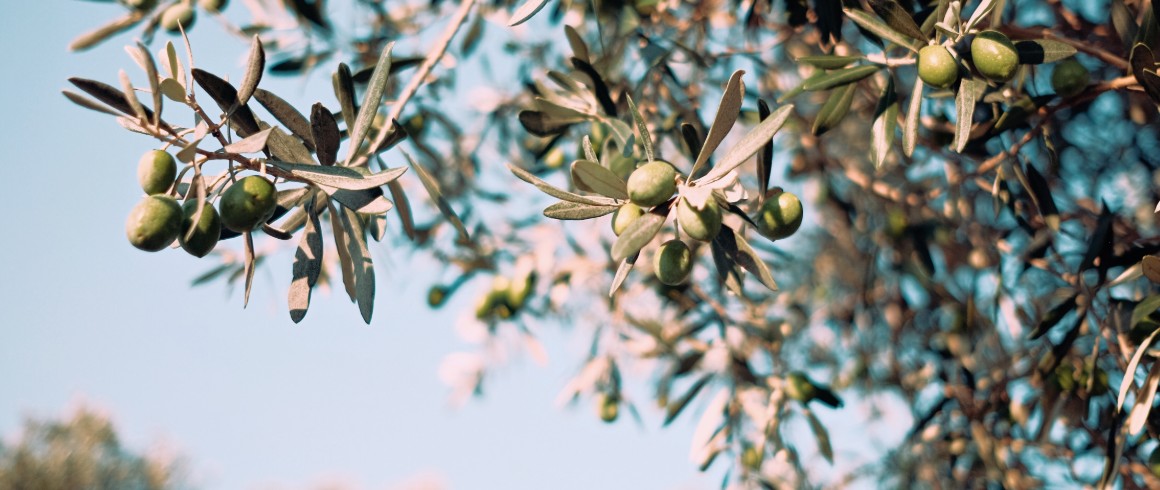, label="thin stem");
[355,0,478,168]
